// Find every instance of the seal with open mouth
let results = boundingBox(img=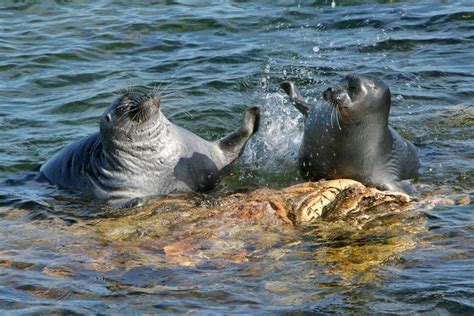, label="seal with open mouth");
[40,91,260,206]
[280,74,419,194]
